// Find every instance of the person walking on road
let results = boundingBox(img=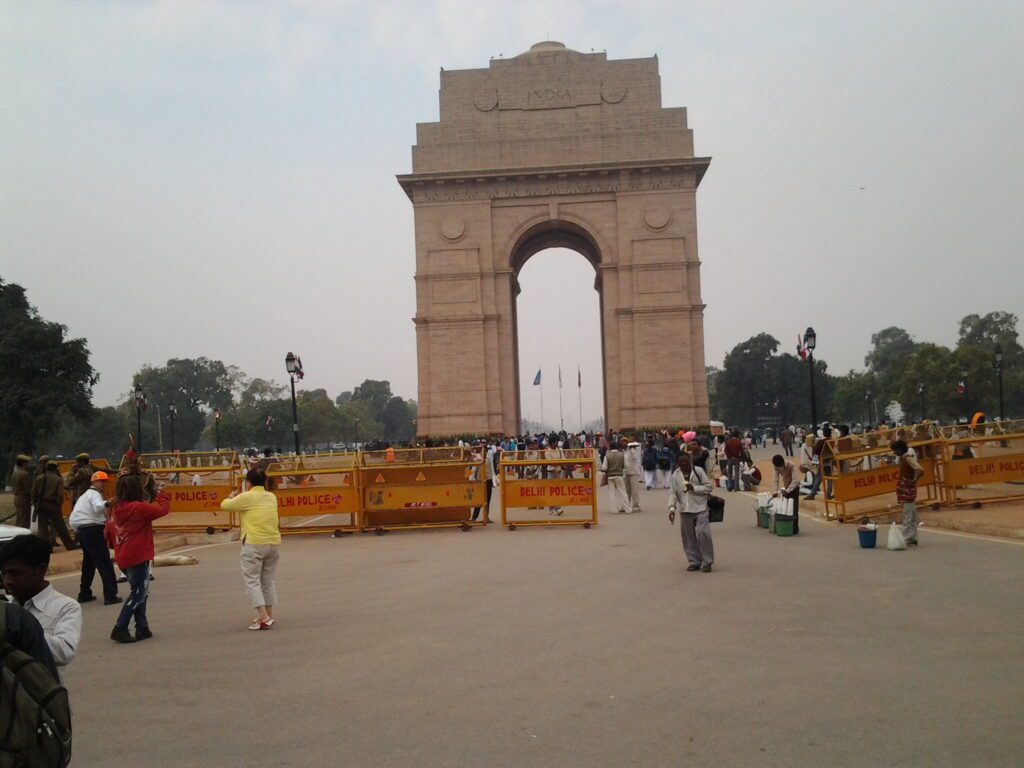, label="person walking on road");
[772,454,801,535]
[10,455,32,529]
[780,427,795,457]
[68,471,121,605]
[667,453,715,572]
[602,439,629,514]
[31,461,77,551]
[723,430,744,492]
[221,468,281,630]
[624,441,642,513]
[892,440,924,547]
[641,440,658,490]
[110,476,169,643]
